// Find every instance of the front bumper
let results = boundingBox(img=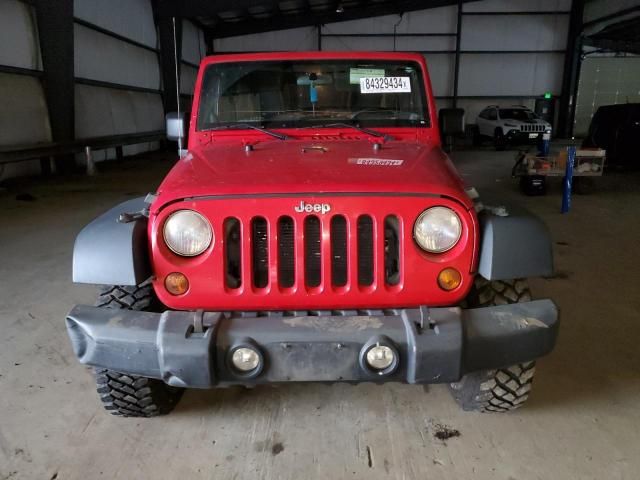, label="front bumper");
[66,301,559,388]
[505,130,544,144]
